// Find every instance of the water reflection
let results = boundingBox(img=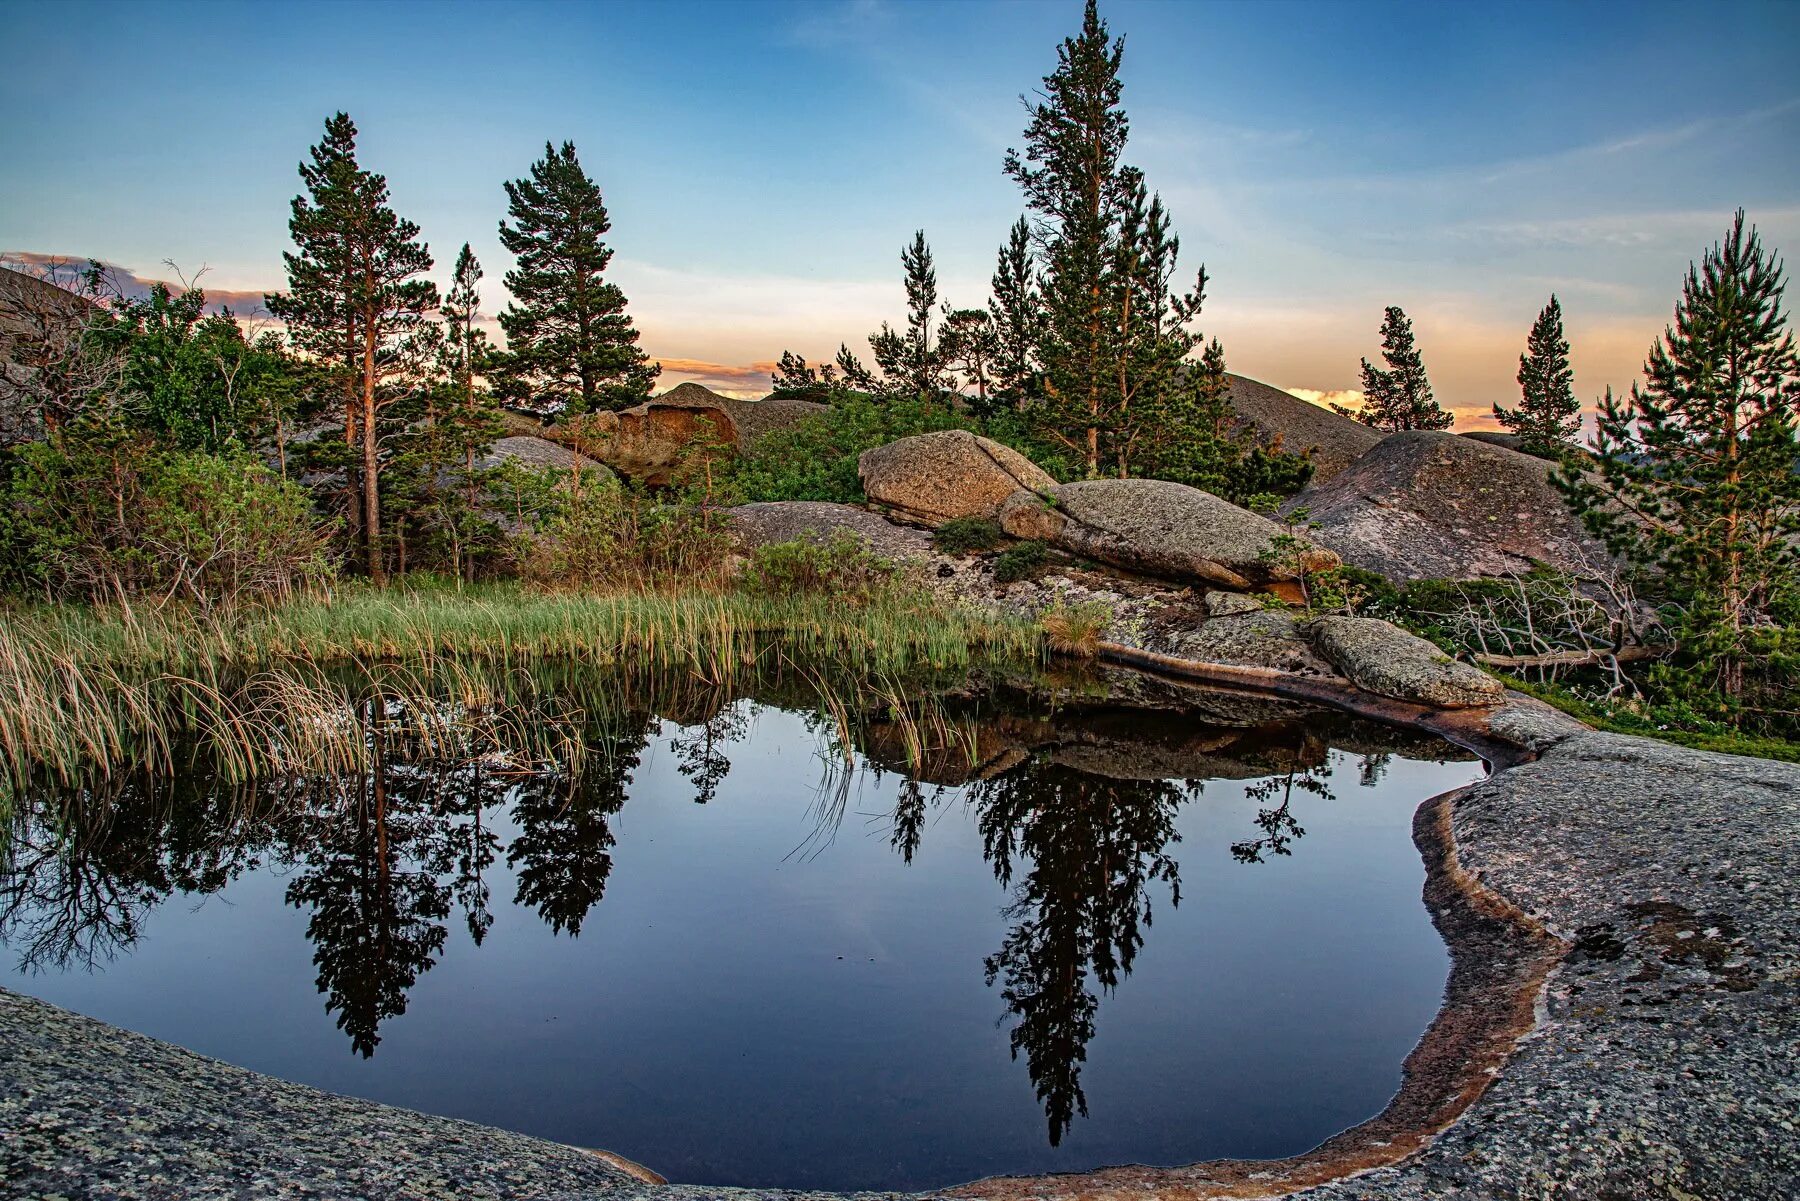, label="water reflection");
[0,670,1471,1147]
